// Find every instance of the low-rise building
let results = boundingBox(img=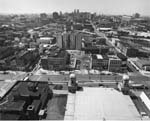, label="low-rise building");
[83,45,110,54]
[41,47,70,70]
[92,54,109,70]
[36,37,54,44]
[108,55,122,72]
[0,48,40,71]
[15,48,40,71]
[117,41,138,57]
[117,52,128,72]
[135,58,150,71]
